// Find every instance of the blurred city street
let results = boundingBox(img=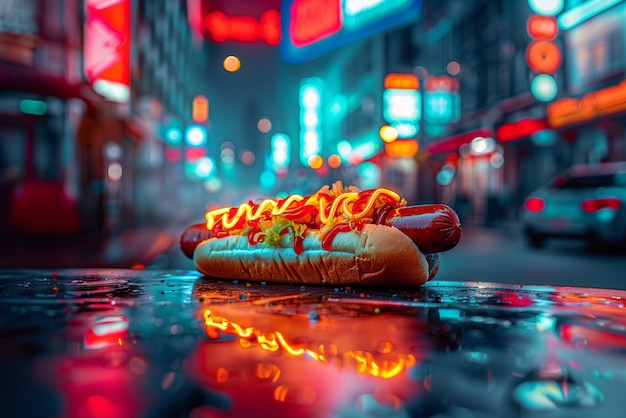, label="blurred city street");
[435,225,626,290]
[3,1,626,417]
